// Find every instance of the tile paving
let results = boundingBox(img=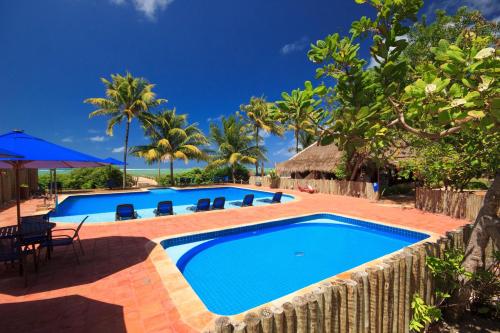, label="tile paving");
[0,185,468,332]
